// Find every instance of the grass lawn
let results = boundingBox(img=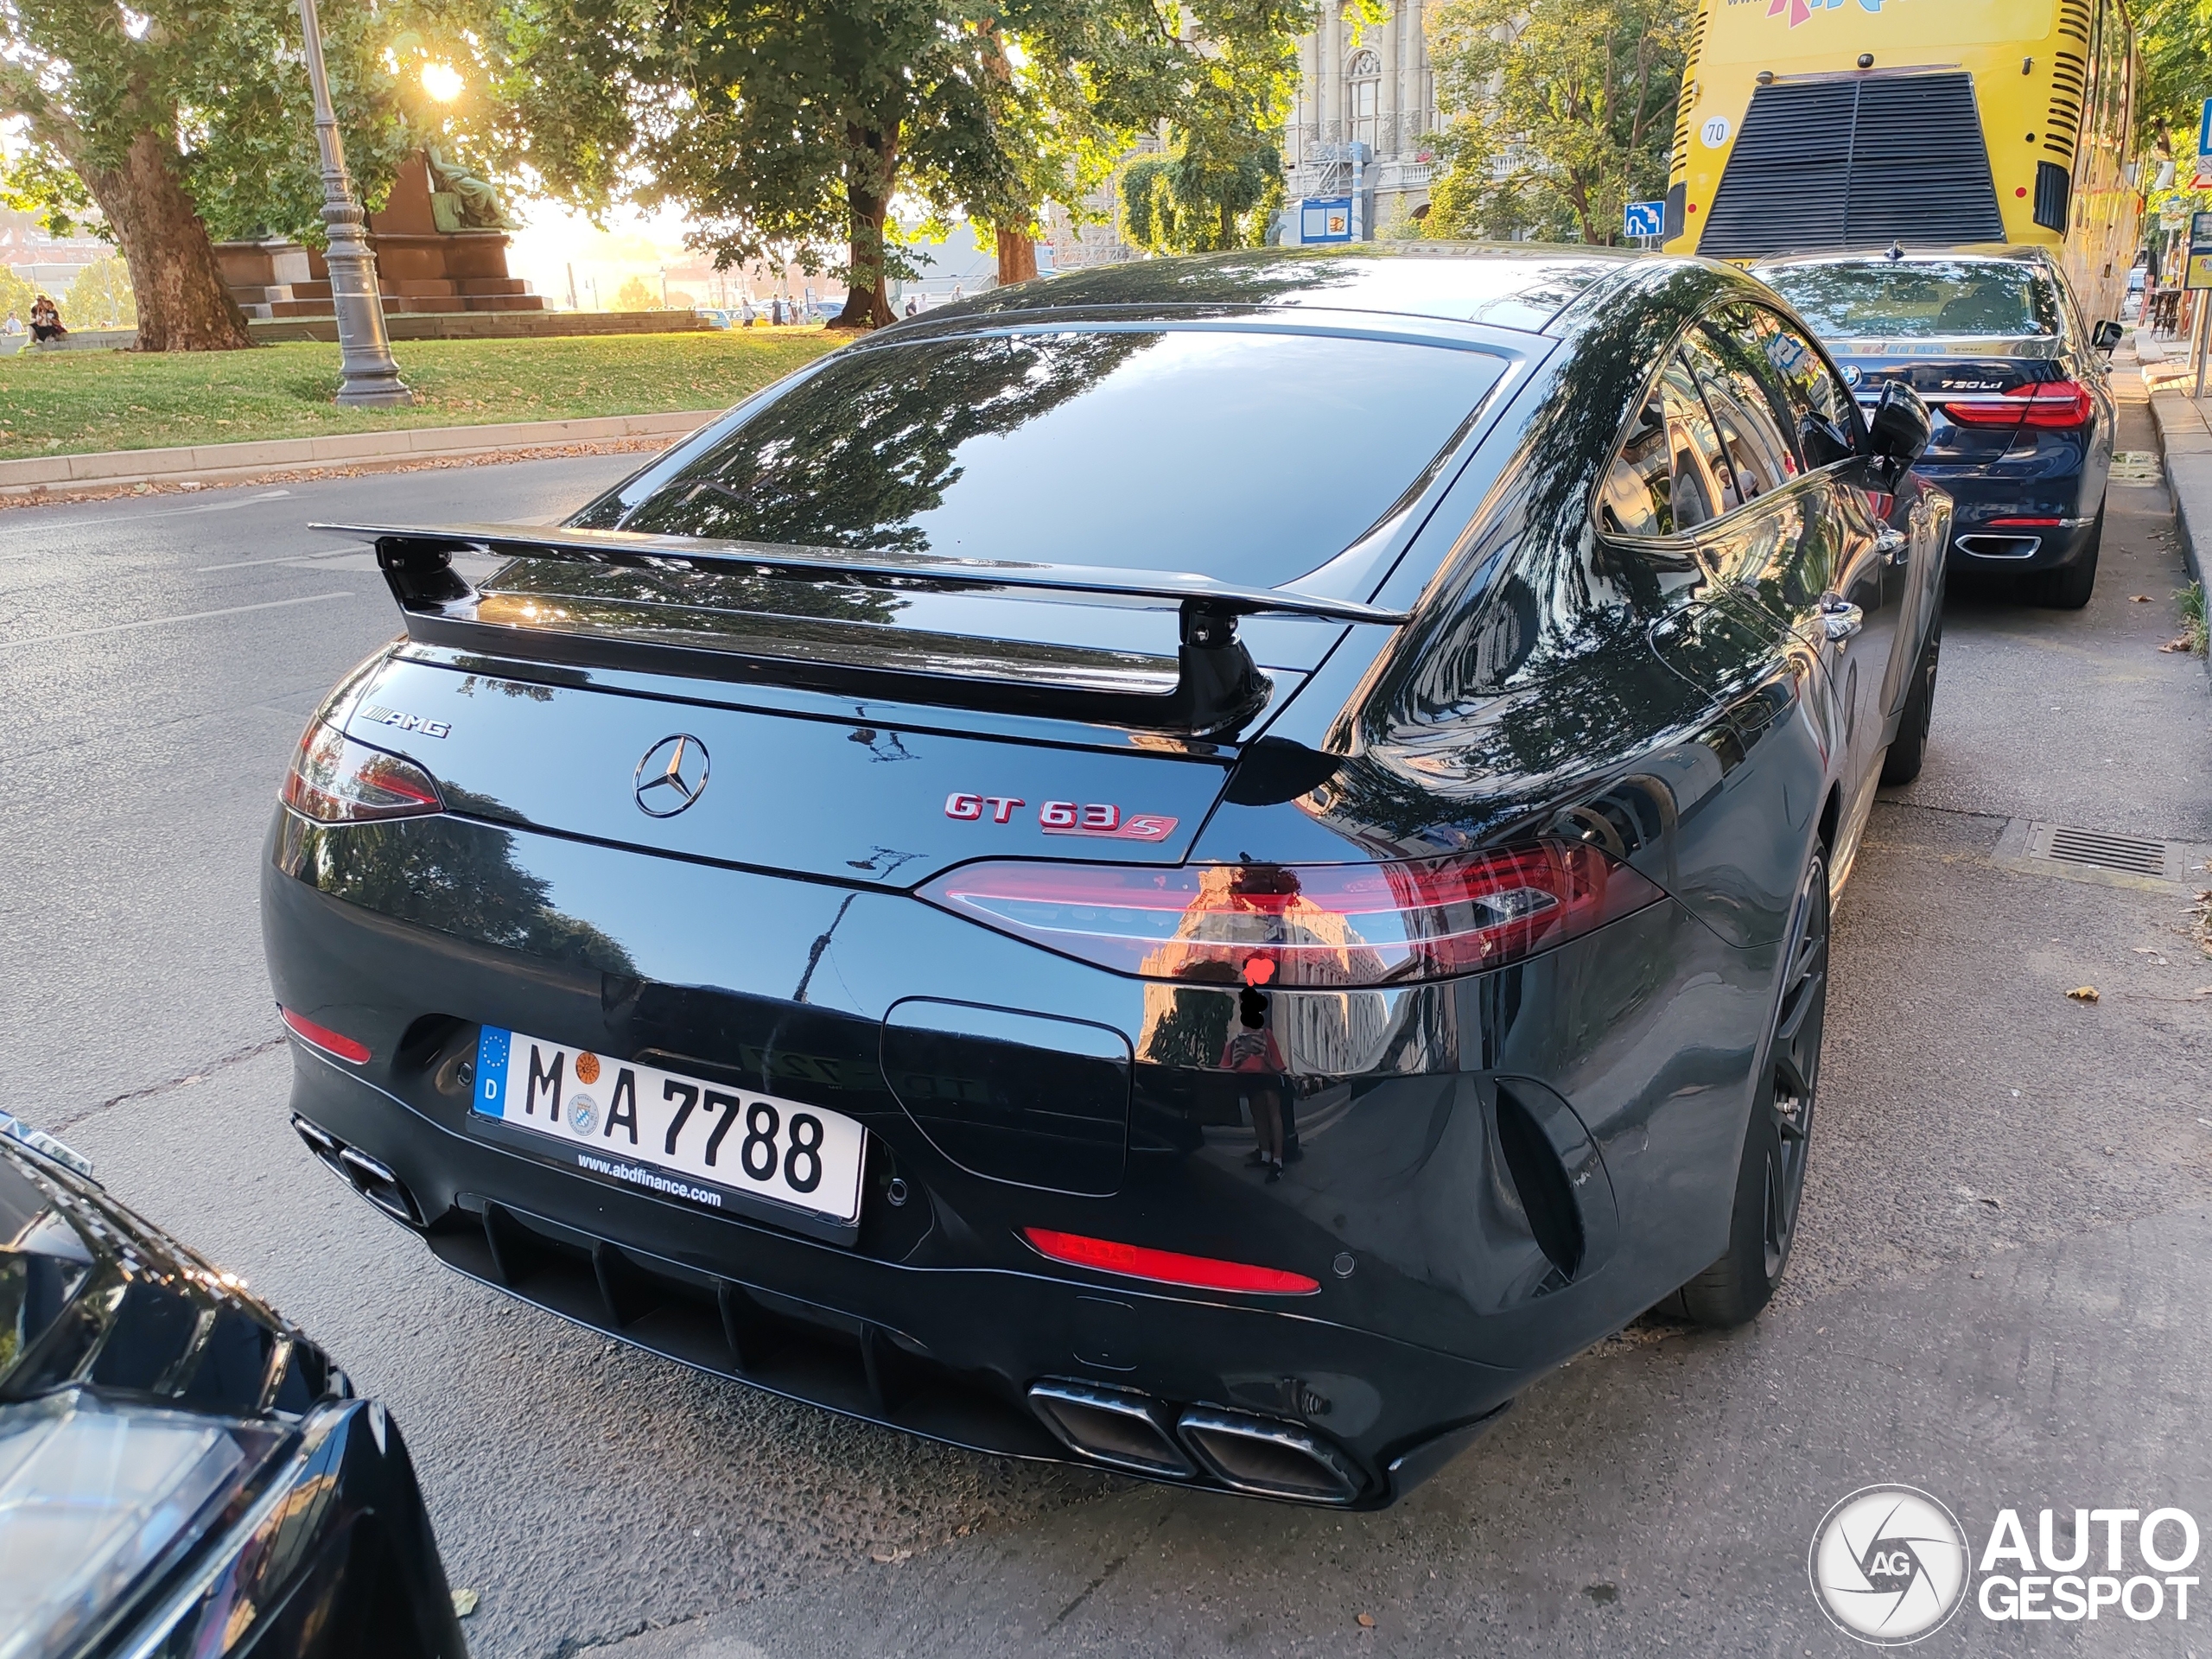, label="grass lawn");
[0,329,842,461]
